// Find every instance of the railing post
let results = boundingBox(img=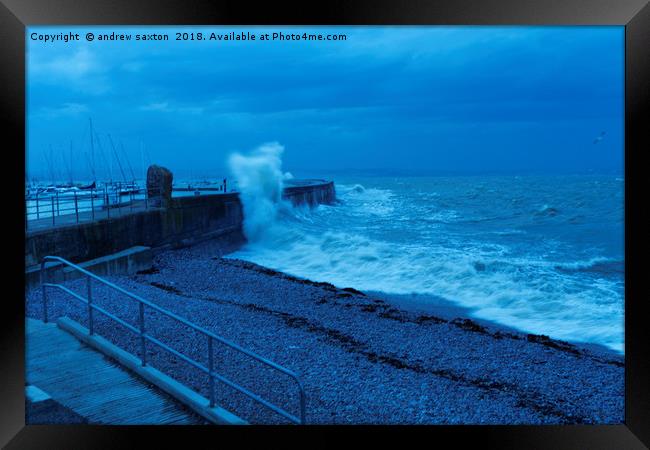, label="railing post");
[139,302,146,366]
[208,336,215,407]
[91,189,95,221]
[33,254,306,423]
[87,276,94,335]
[40,261,48,323]
[36,196,40,220]
[51,196,55,226]
[56,191,60,216]
[74,191,79,223]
